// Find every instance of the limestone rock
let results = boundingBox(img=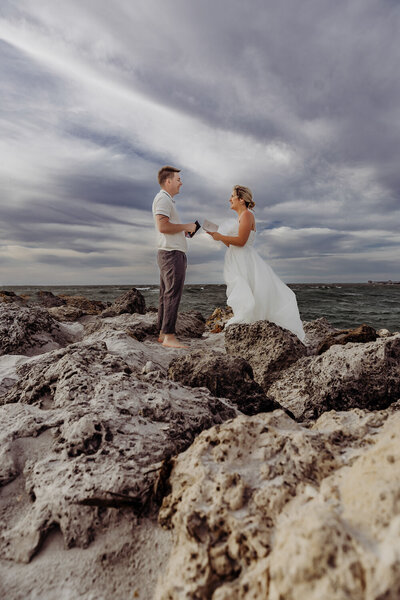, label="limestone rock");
[87,309,204,341]
[168,350,284,416]
[48,305,84,322]
[175,311,206,339]
[225,320,307,392]
[205,307,233,333]
[0,304,72,357]
[0,340,237,563]
[317,322,378,354]
[302,317,338,354]
[268,334,400,421]
[0,290,26,304]
[101,288,146,317]
[146,306,158,313]
[36,290,66,308]
[83,313,158,341]
[59,295,106,316]
[378,328,392,338]
[156,407,400,599]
